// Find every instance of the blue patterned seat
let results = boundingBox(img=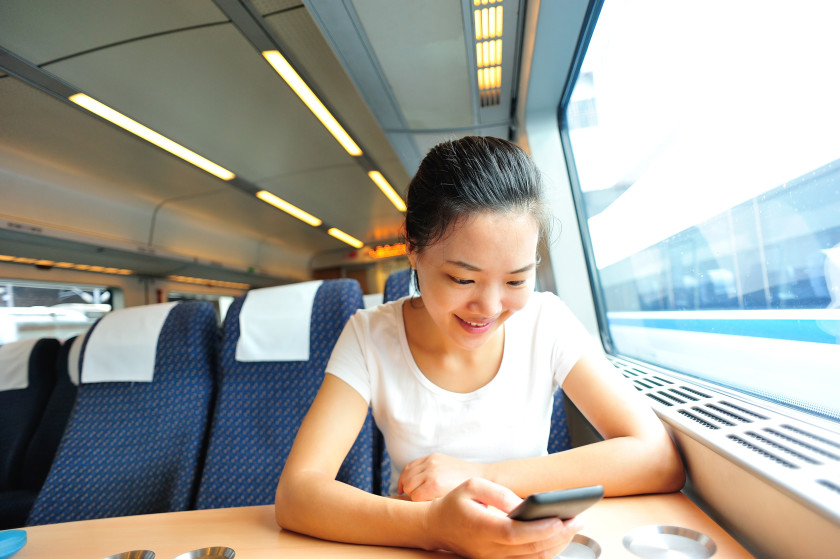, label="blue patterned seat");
[196,279,377,508]
[0,338,60,528]
[0,338,60,493]
[26,302,218,525]
[383,267,412,303]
